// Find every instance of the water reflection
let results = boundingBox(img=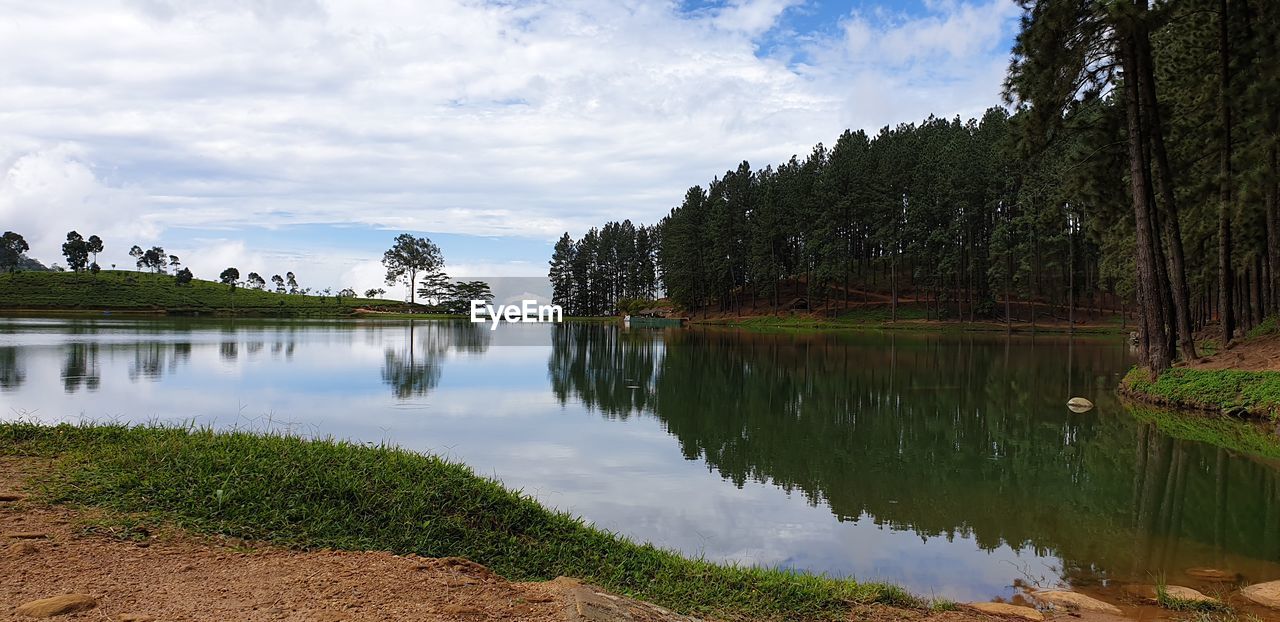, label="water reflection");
[130,341,192,381]
[381,321,491,399]
[0,346,24,391]
[60,342,100,393]
[547,324,1280,587]
[4,317,1280,601]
